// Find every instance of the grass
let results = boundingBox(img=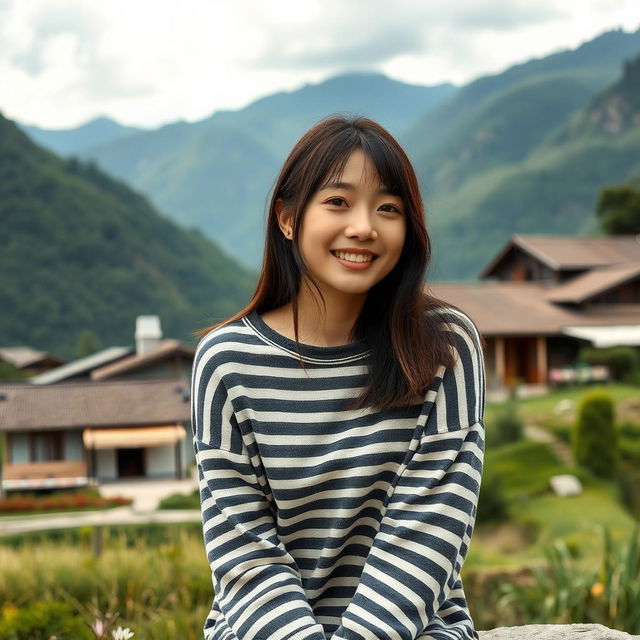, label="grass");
[468,434,637,569]
[487,382,640,423]
[0,523,212,639]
